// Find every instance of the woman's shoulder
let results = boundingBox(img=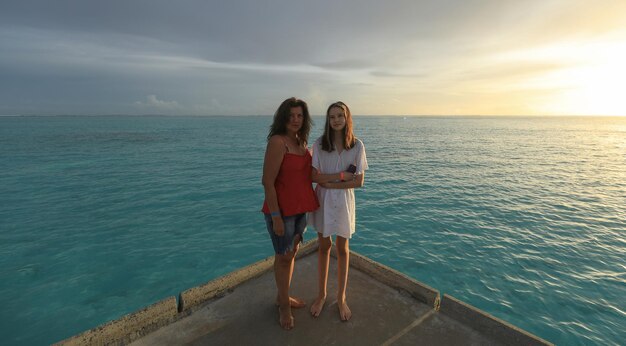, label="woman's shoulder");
[268,134,286,145]
[267,135,287,152]
[269,134,284,141]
